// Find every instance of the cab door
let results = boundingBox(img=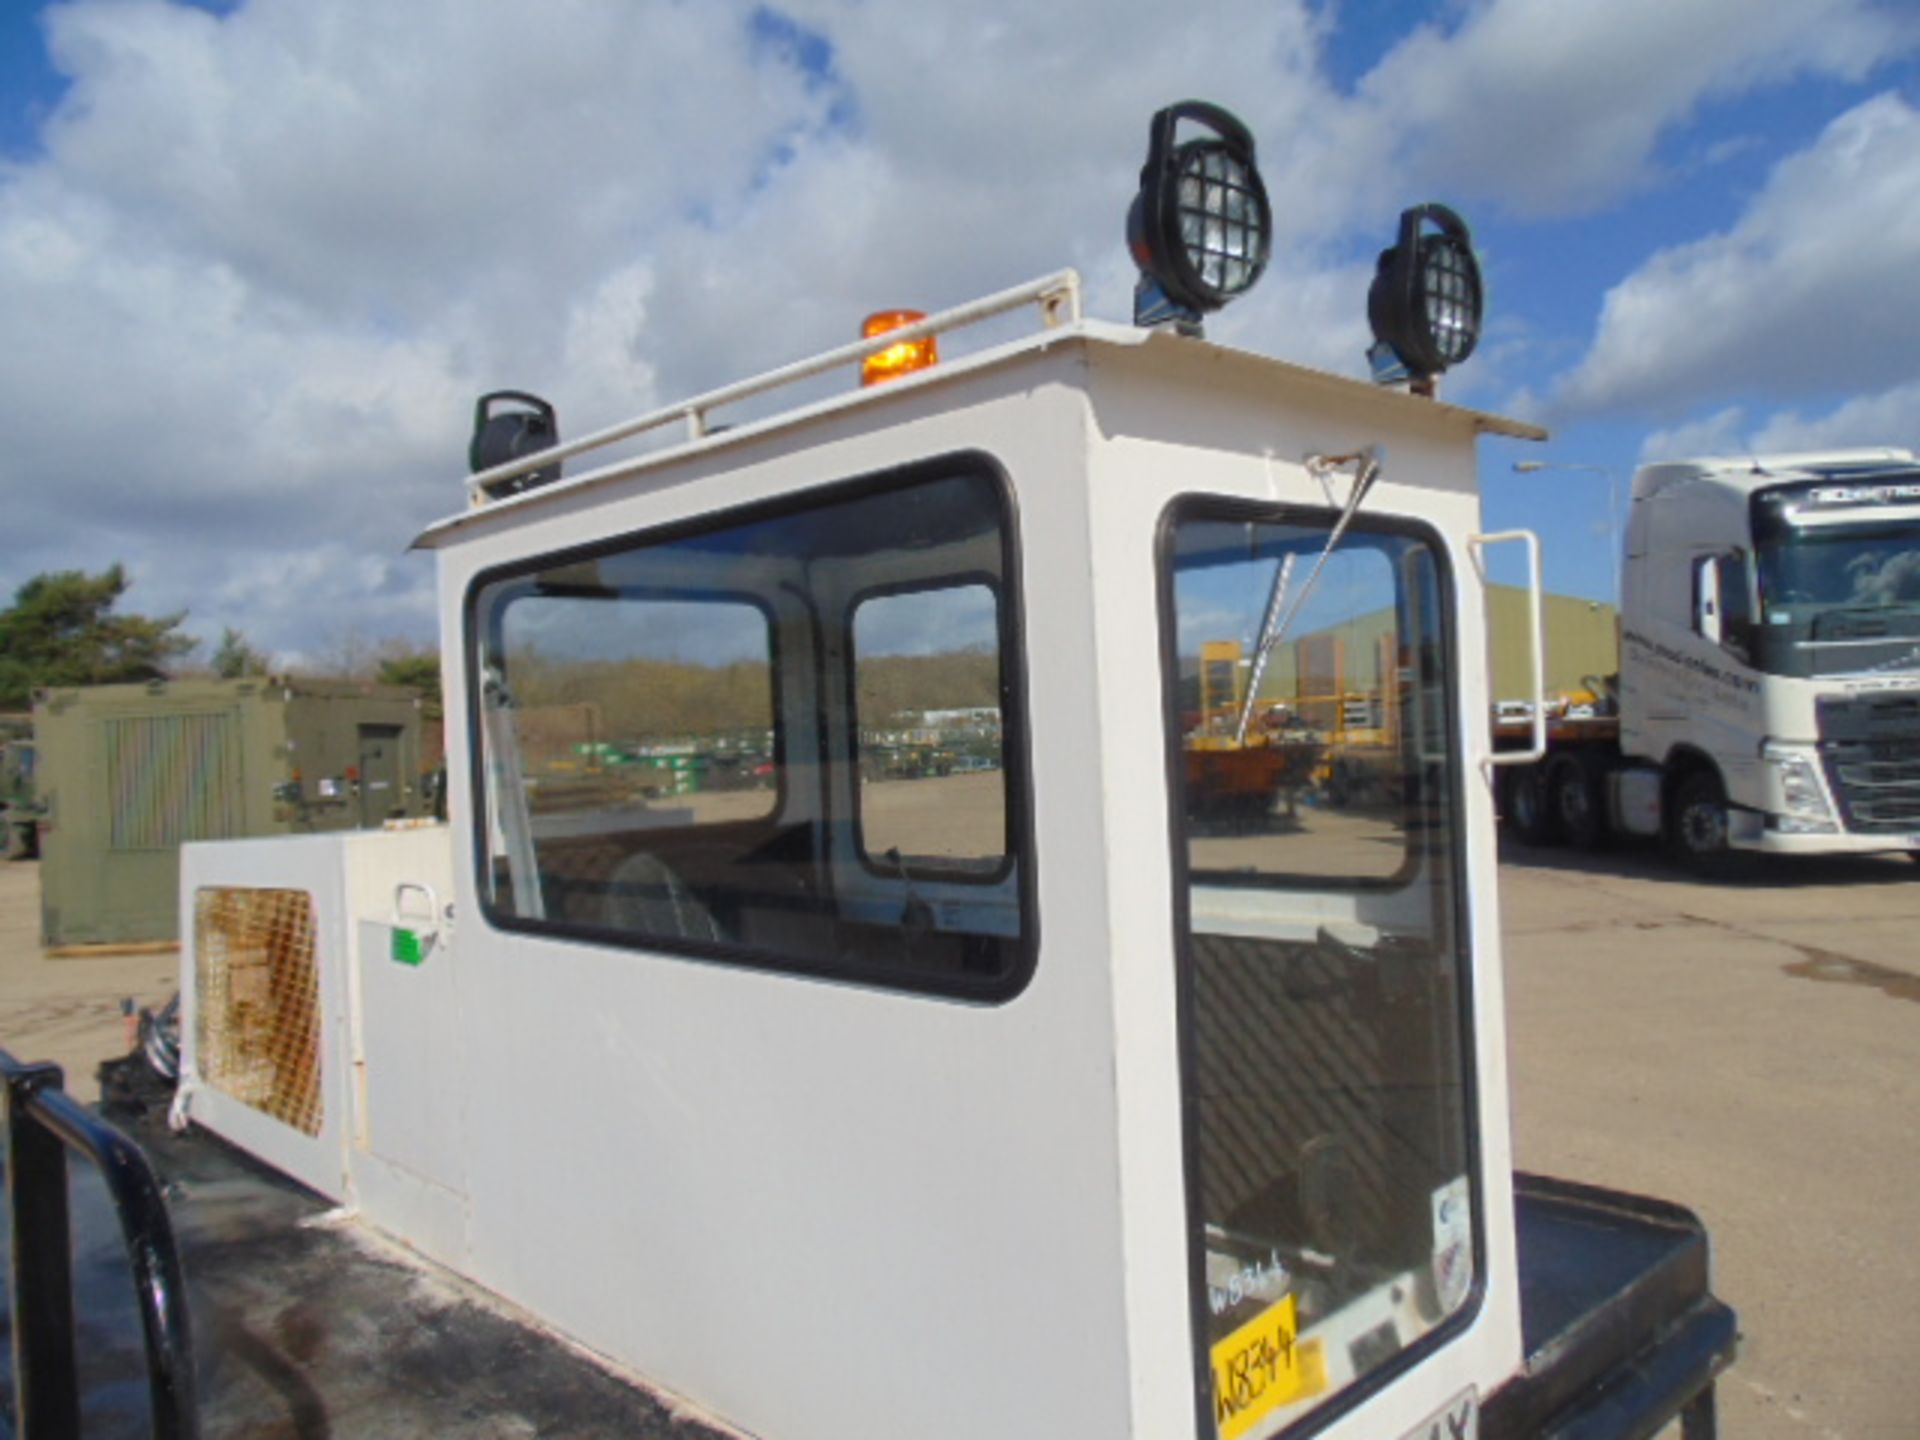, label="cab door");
[1161,500,1480,1440]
